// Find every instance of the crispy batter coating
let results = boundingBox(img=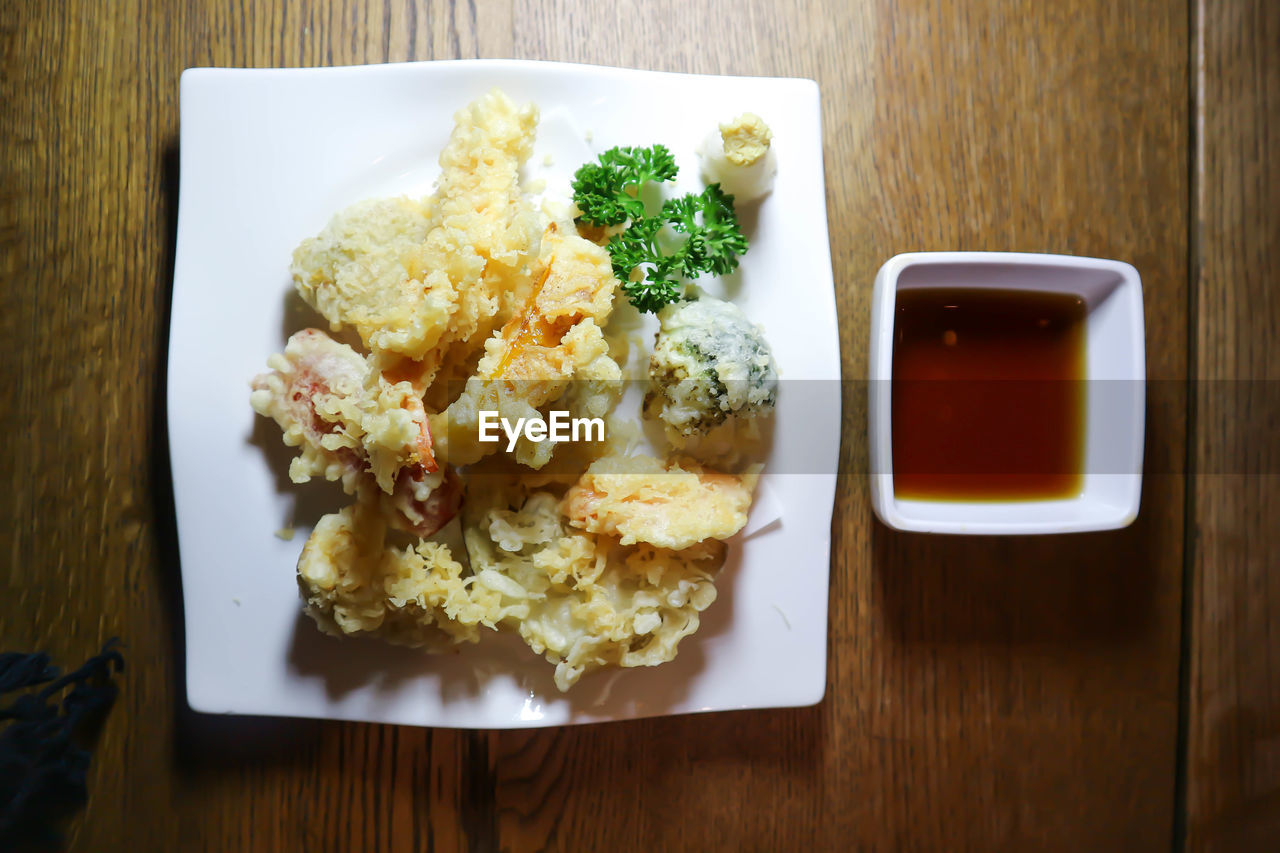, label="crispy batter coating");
[463,482,725,691]
[290,90,544,388]
[250,329,459,537]
[562,455,758,549]
[432,225,621,468]
[297,502,487,647]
